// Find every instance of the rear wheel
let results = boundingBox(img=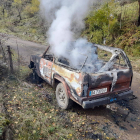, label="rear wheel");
[56,83,73,109]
